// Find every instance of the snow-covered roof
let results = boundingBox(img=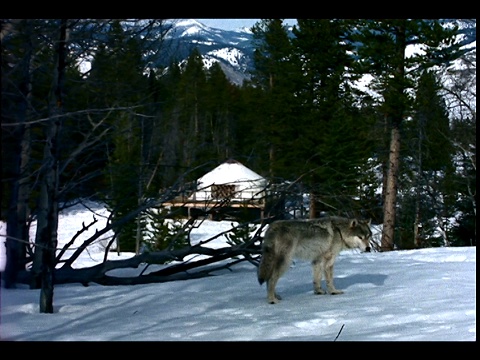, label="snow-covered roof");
[198,159,265,186]
[191,159,267,201]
